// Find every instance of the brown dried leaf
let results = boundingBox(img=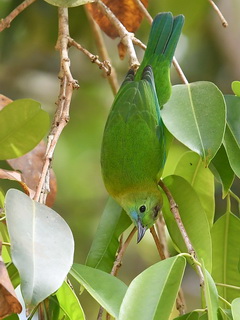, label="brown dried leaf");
[0,94,57,207]
[86,0,148,39]
[0,169,32,197]
[7,141,57,207]
[0,243,22,318]
[0,94,12,111]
